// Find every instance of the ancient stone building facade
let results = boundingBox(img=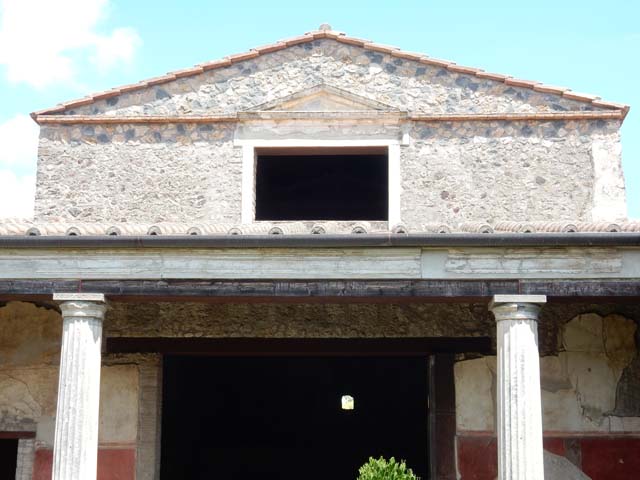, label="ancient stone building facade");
[0,25,639,480]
